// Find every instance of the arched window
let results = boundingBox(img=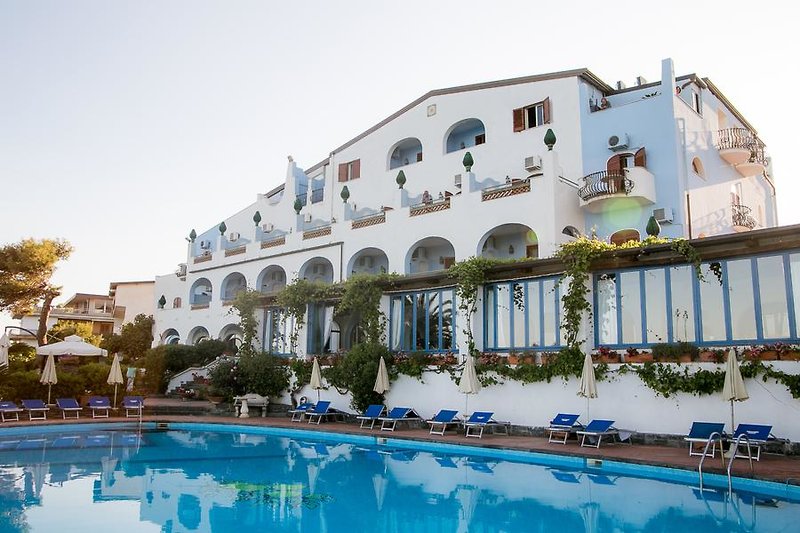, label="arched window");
[388,138,423,170]
[173,297,182,309]
[445,119,486,153]
[691,157,706,179]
